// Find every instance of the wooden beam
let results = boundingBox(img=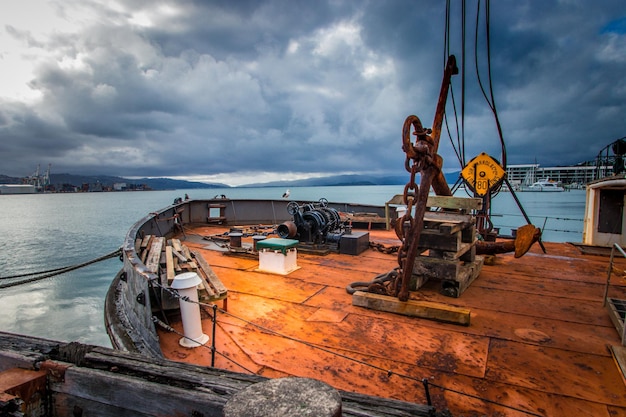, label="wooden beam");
[171,238,183,253]
[140,235,153,248]
[192,250,228,298]
[352,291,470,326]
[425,195,482,211]
[423,211,474,224]
[171,249,188,263]
[165,246,175,284]
[144,237,164,274]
